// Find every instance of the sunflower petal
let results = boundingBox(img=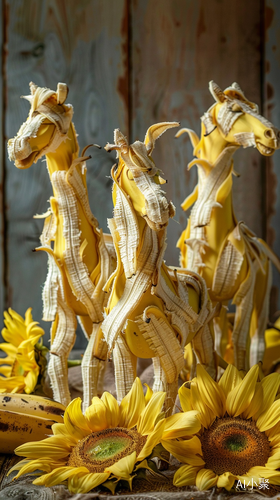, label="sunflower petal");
[24,369,39,394]
[24,307,33,326]
[196,469,218,490]
[0,376,25,392]
[0,343,17,356]
[239,466,280,486]
[0,366,12,376]
[197,365,225,417]
[105,451,136,480]
[65,398,91,438]
[144,383,153,403]
[161,436,204,466]
[85,397,107,432]
[51,423,78,445]
[101,392,120,428]
[68,471,110,494]
[256,400,280,432]
[137,391,165,435]
[119,378,145,429]
[178,384,192,412]
[137,420,165,461]
[226,364,259,417]
[255,372,280,419]
[33,466,89,487]
[15,436,71,459]
[266,451,280,469]
[218,364,242,396]
[190,382,215,428]
[13,459,62,479]
[162,411,201,440]
[268,431,280,447]
[217,471,236,490]
[173,465,201,487]
[241,382,263,419]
